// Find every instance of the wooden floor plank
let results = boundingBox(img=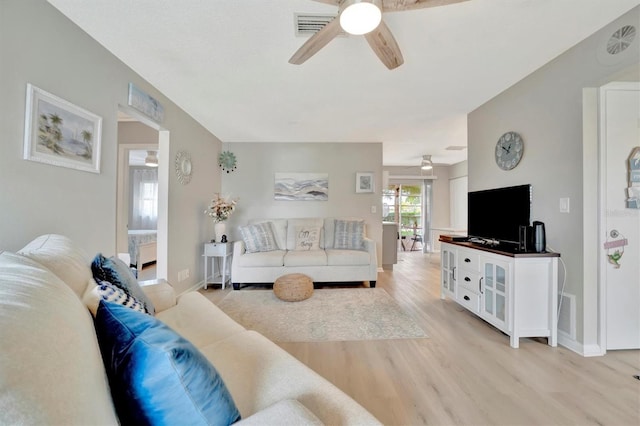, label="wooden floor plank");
[201,251,640,425]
